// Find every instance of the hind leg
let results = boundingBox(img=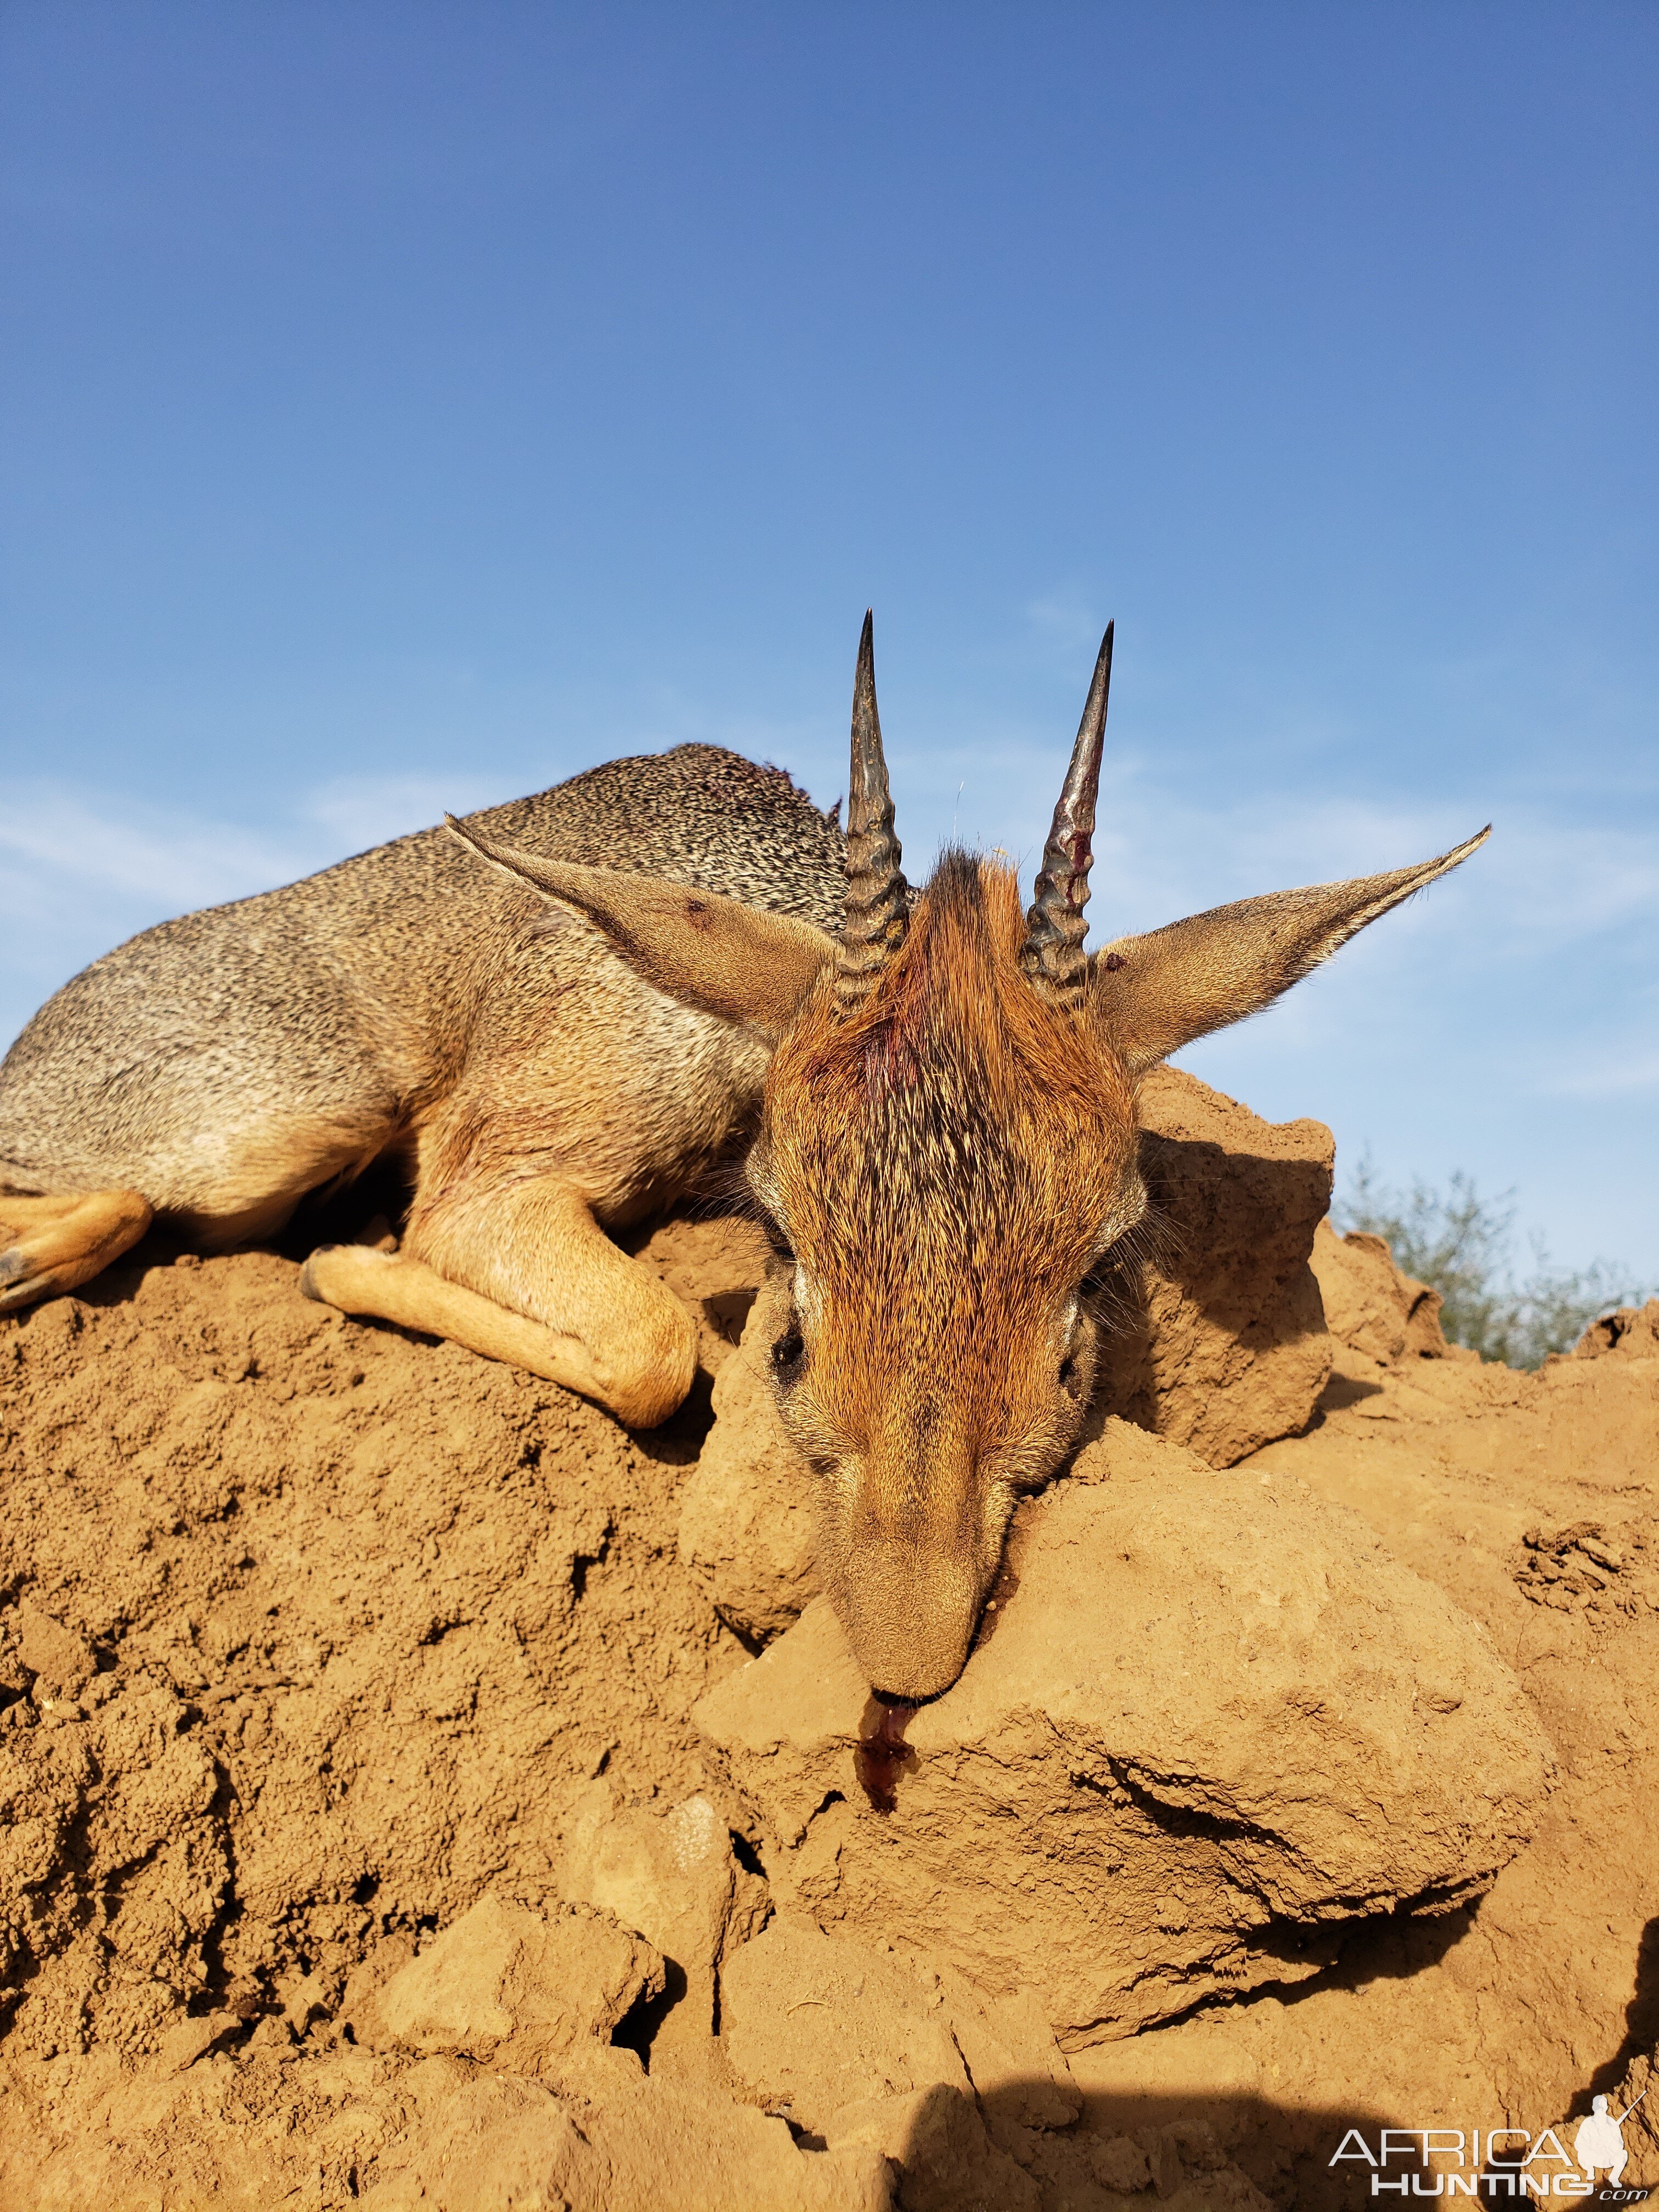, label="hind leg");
[0,1189,154,1312]
[300,1173,697,1429]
